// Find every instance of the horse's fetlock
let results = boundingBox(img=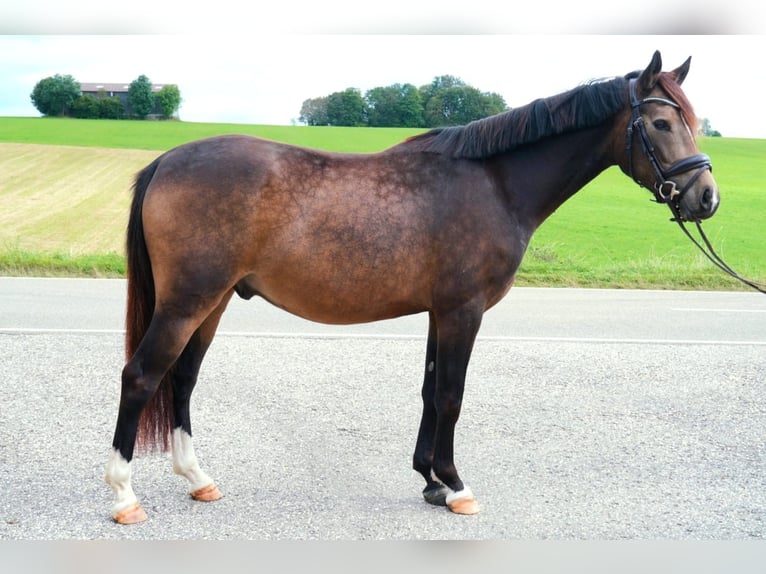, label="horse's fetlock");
[431,464,462,493]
